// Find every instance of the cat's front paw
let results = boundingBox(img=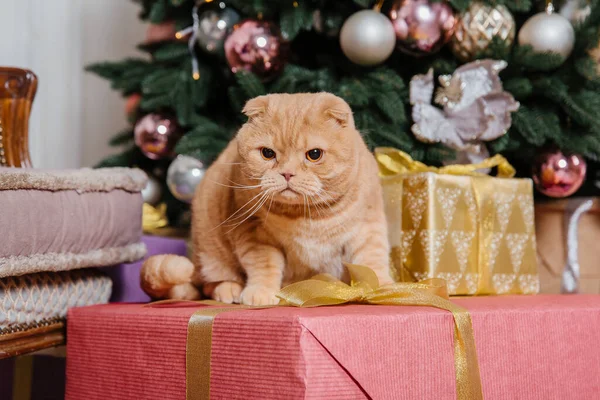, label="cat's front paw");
[212,281,243,304]
[240,285,280,306]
